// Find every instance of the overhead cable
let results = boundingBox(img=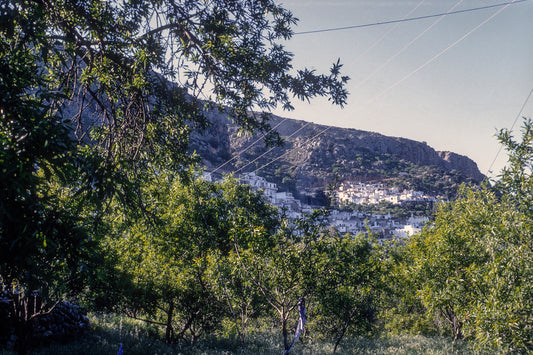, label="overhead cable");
[353,0,465,92]
[294,0,529,35]
[487,87,533,175]
[244,2,428,175]
[210,117,290,174]
[235,122,311,174]
[244,2,427,176]
[351,0,427,63]
[252,125,332,174]
[363,1,517,106]
[249,1,518,177]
